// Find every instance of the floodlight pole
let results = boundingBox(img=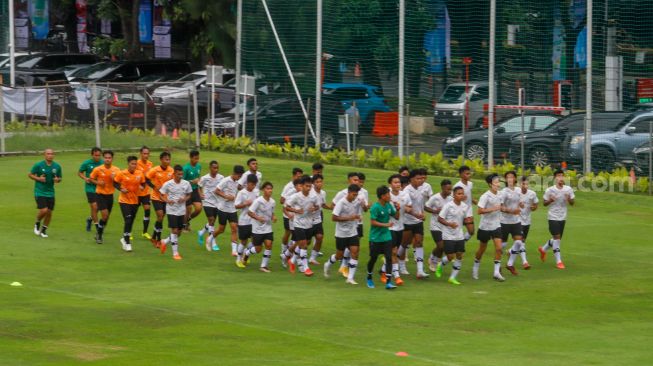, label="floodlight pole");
[584,0,593,174]
[488,0,496,169]
[9,0,15,88]
[235,0,242,139]
[315,0,322,149]
[398,0,405,158]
